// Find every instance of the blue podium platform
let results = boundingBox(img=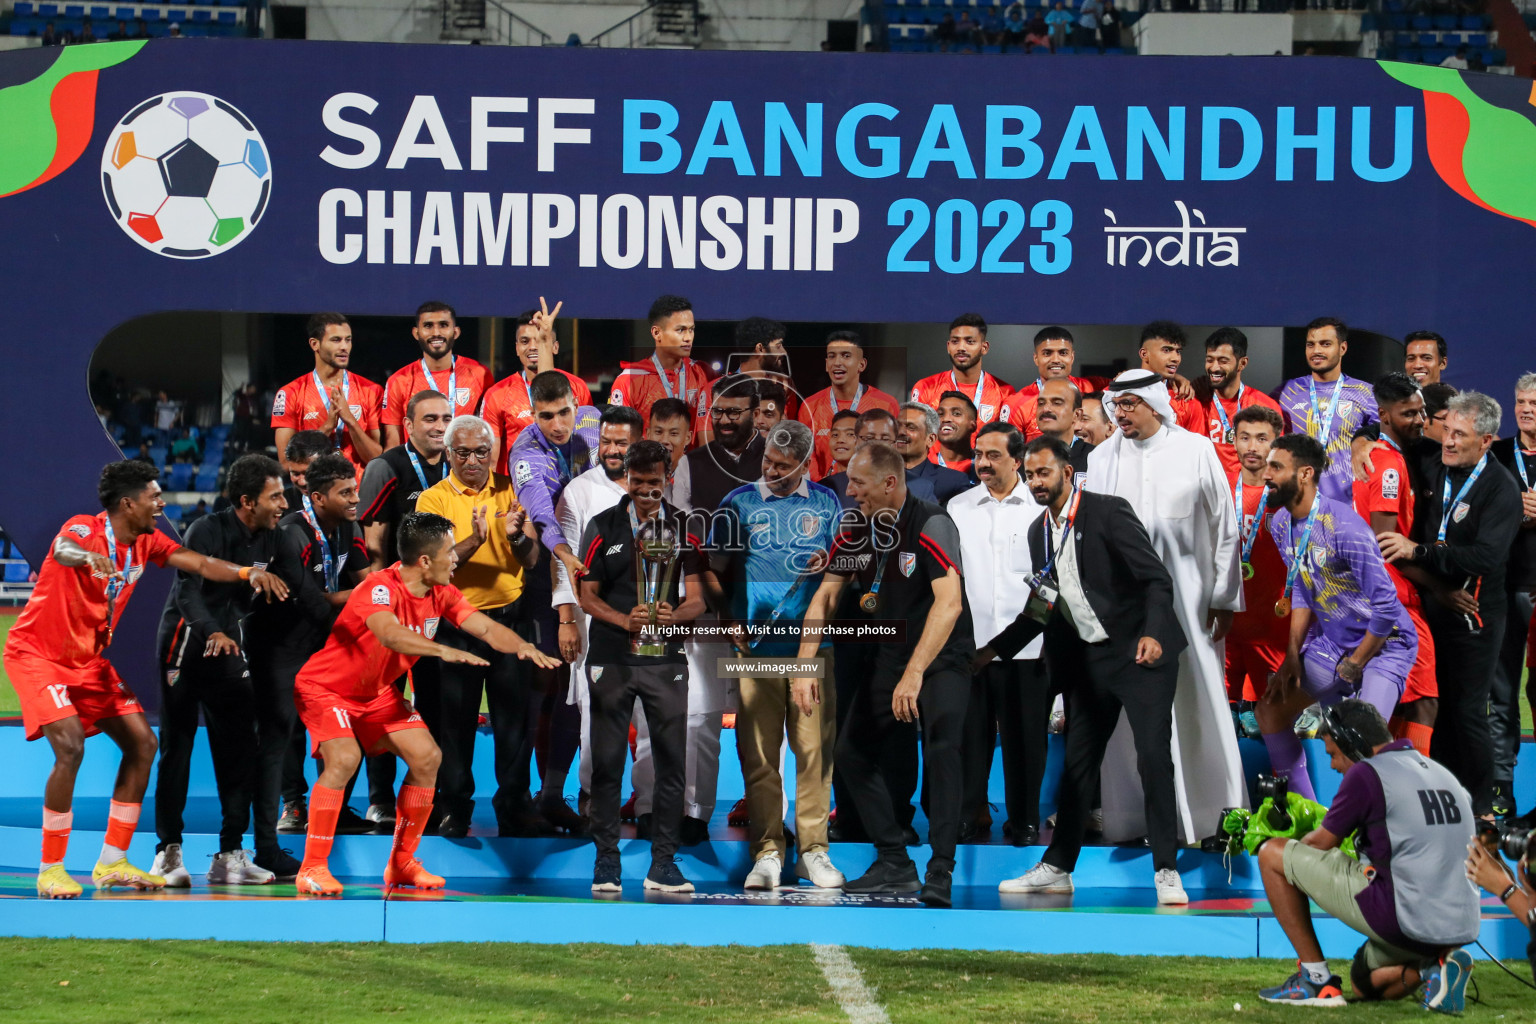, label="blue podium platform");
[2,723,1532,958]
